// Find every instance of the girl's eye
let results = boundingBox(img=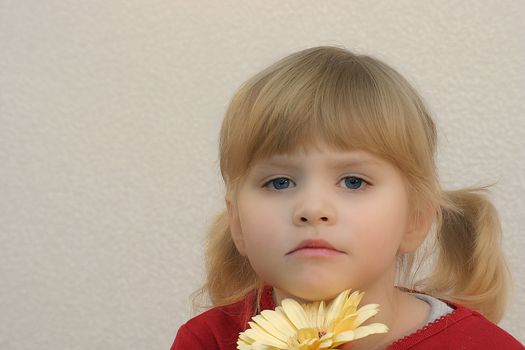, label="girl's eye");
[263,176,367,191]
[263,177,295,190]
[340,176,367,190]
